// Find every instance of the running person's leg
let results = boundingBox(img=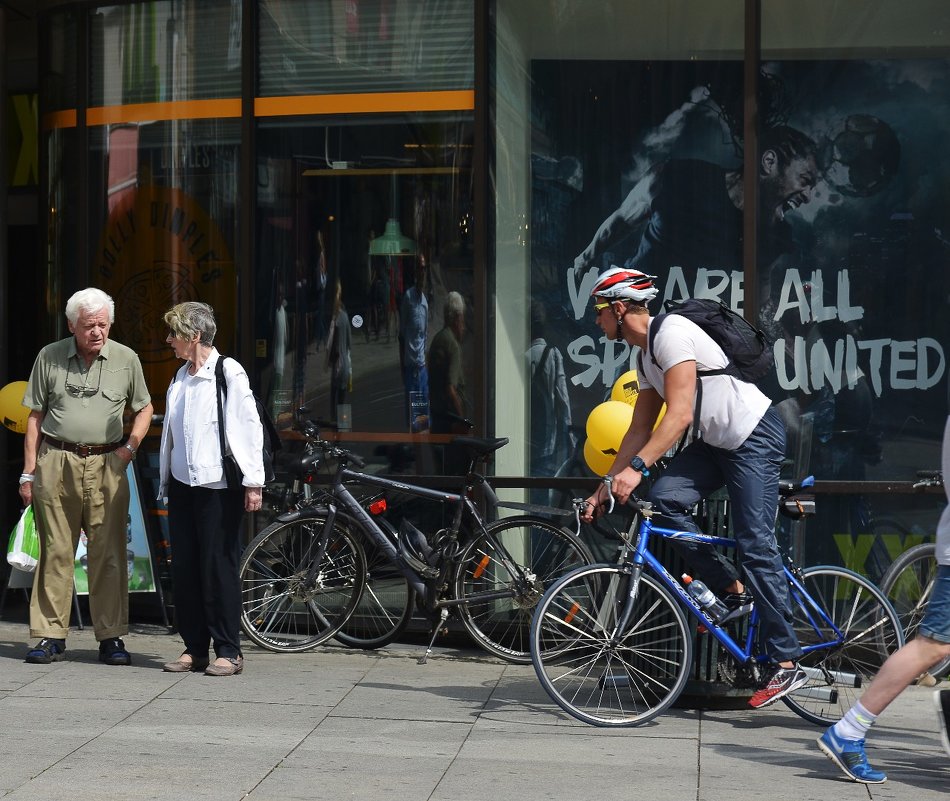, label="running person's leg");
[817,564,950,782]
